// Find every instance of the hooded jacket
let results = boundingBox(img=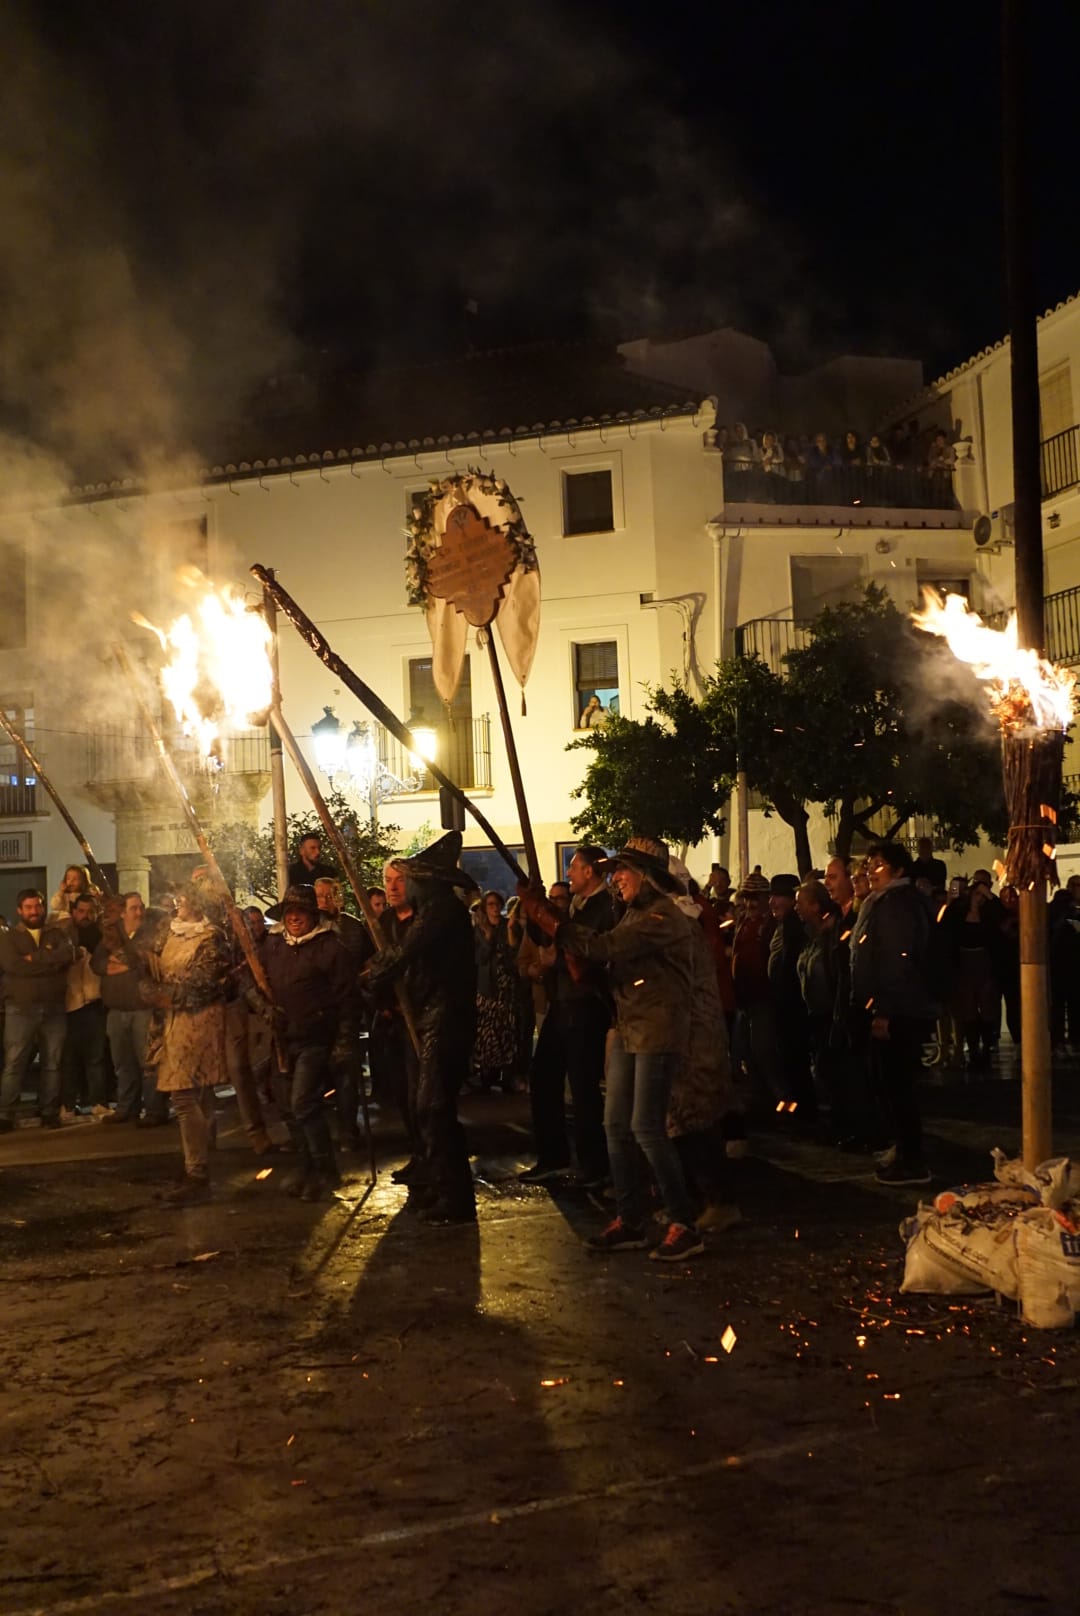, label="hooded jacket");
[556,882,693,1054]
[263,921,355,1046]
